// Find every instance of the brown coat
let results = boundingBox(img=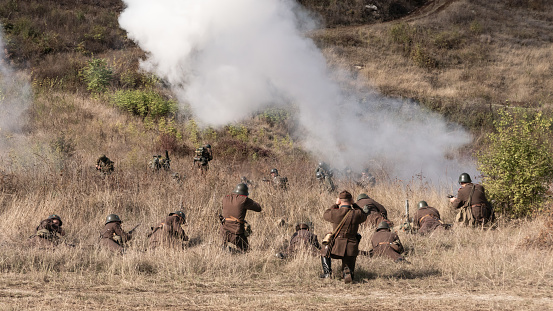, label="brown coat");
[220,194,261,235]
[321,204,368,257]
[366,212,393,228]
[286,229,320,256]
[149,215,188,248]
[357,197,388,219]
[370,229,404,261]
[100,222,132,251]
[451,183,492,223]
[414,206,443,235]
[29,218,66,248]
